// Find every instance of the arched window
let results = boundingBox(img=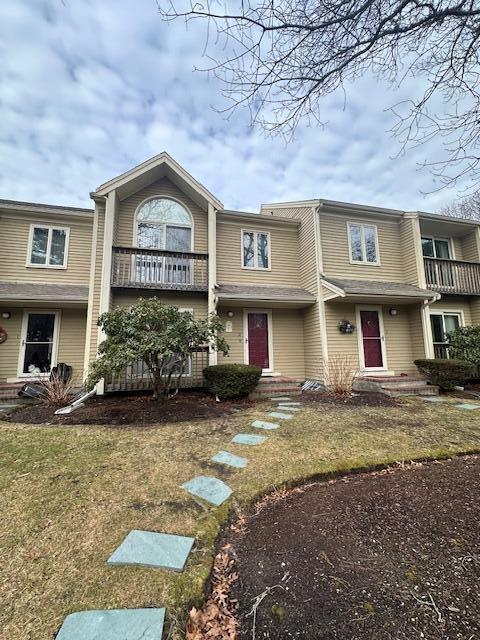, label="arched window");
[136,198,192,252]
